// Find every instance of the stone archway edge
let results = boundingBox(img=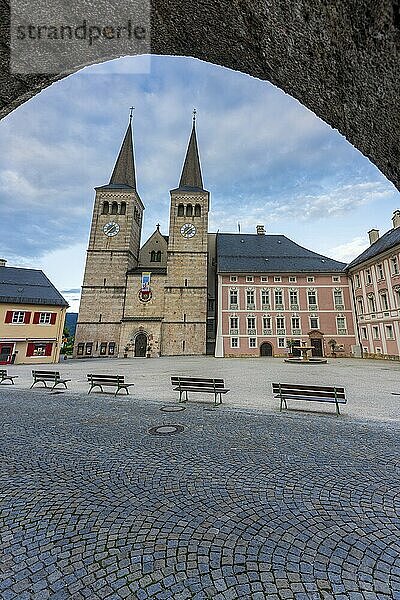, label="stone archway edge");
[1,1,400,190]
